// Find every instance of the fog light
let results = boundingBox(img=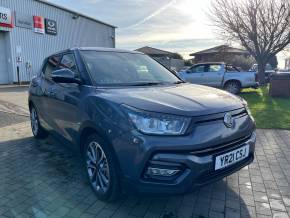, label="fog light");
[146,167,180,177]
